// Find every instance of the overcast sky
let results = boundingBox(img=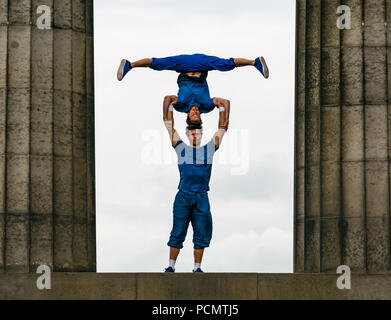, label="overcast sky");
[95,0,296,273]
